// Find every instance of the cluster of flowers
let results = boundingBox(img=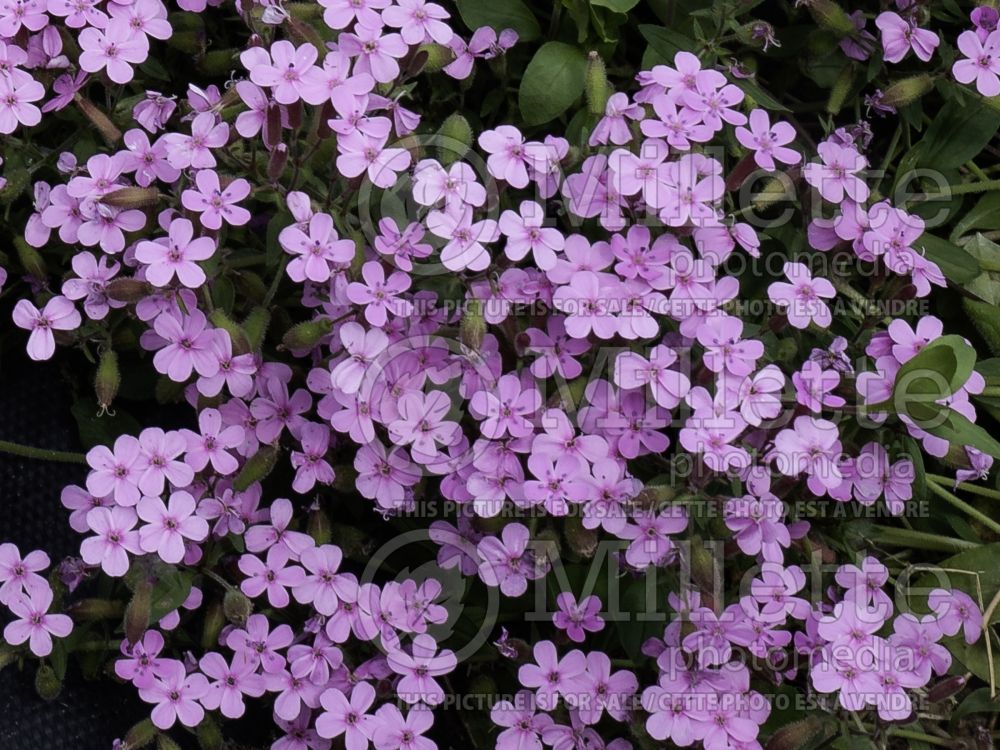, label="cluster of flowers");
[0,1,994,749]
